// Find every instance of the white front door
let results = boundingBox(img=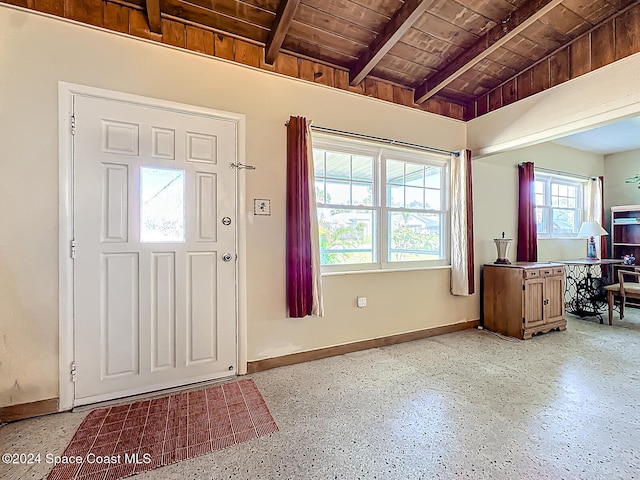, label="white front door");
[73,95,237,405]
